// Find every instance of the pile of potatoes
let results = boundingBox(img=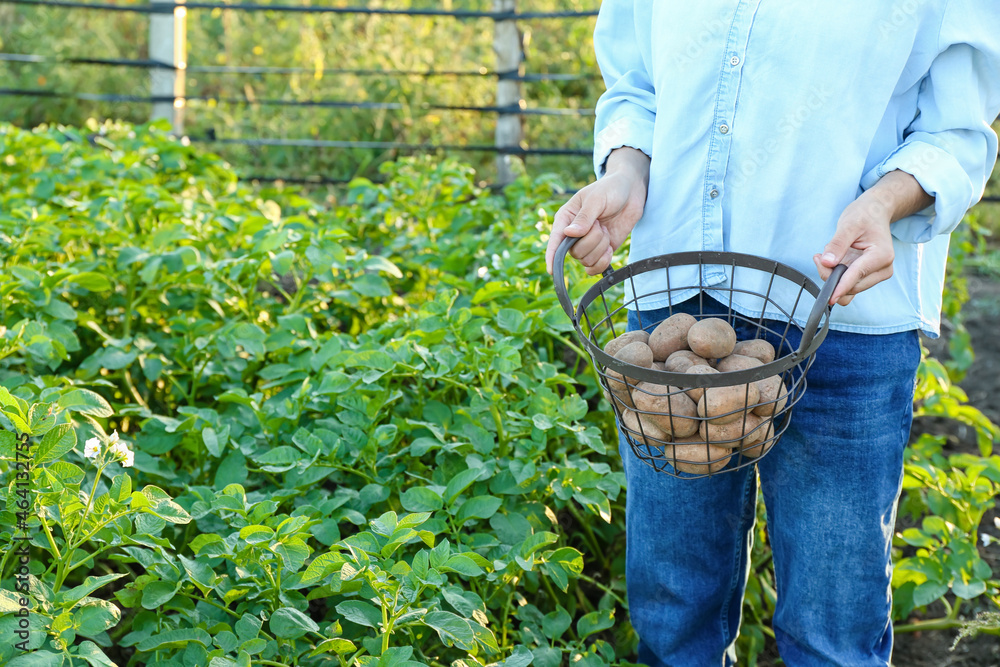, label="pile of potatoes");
[601,313,789,474]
